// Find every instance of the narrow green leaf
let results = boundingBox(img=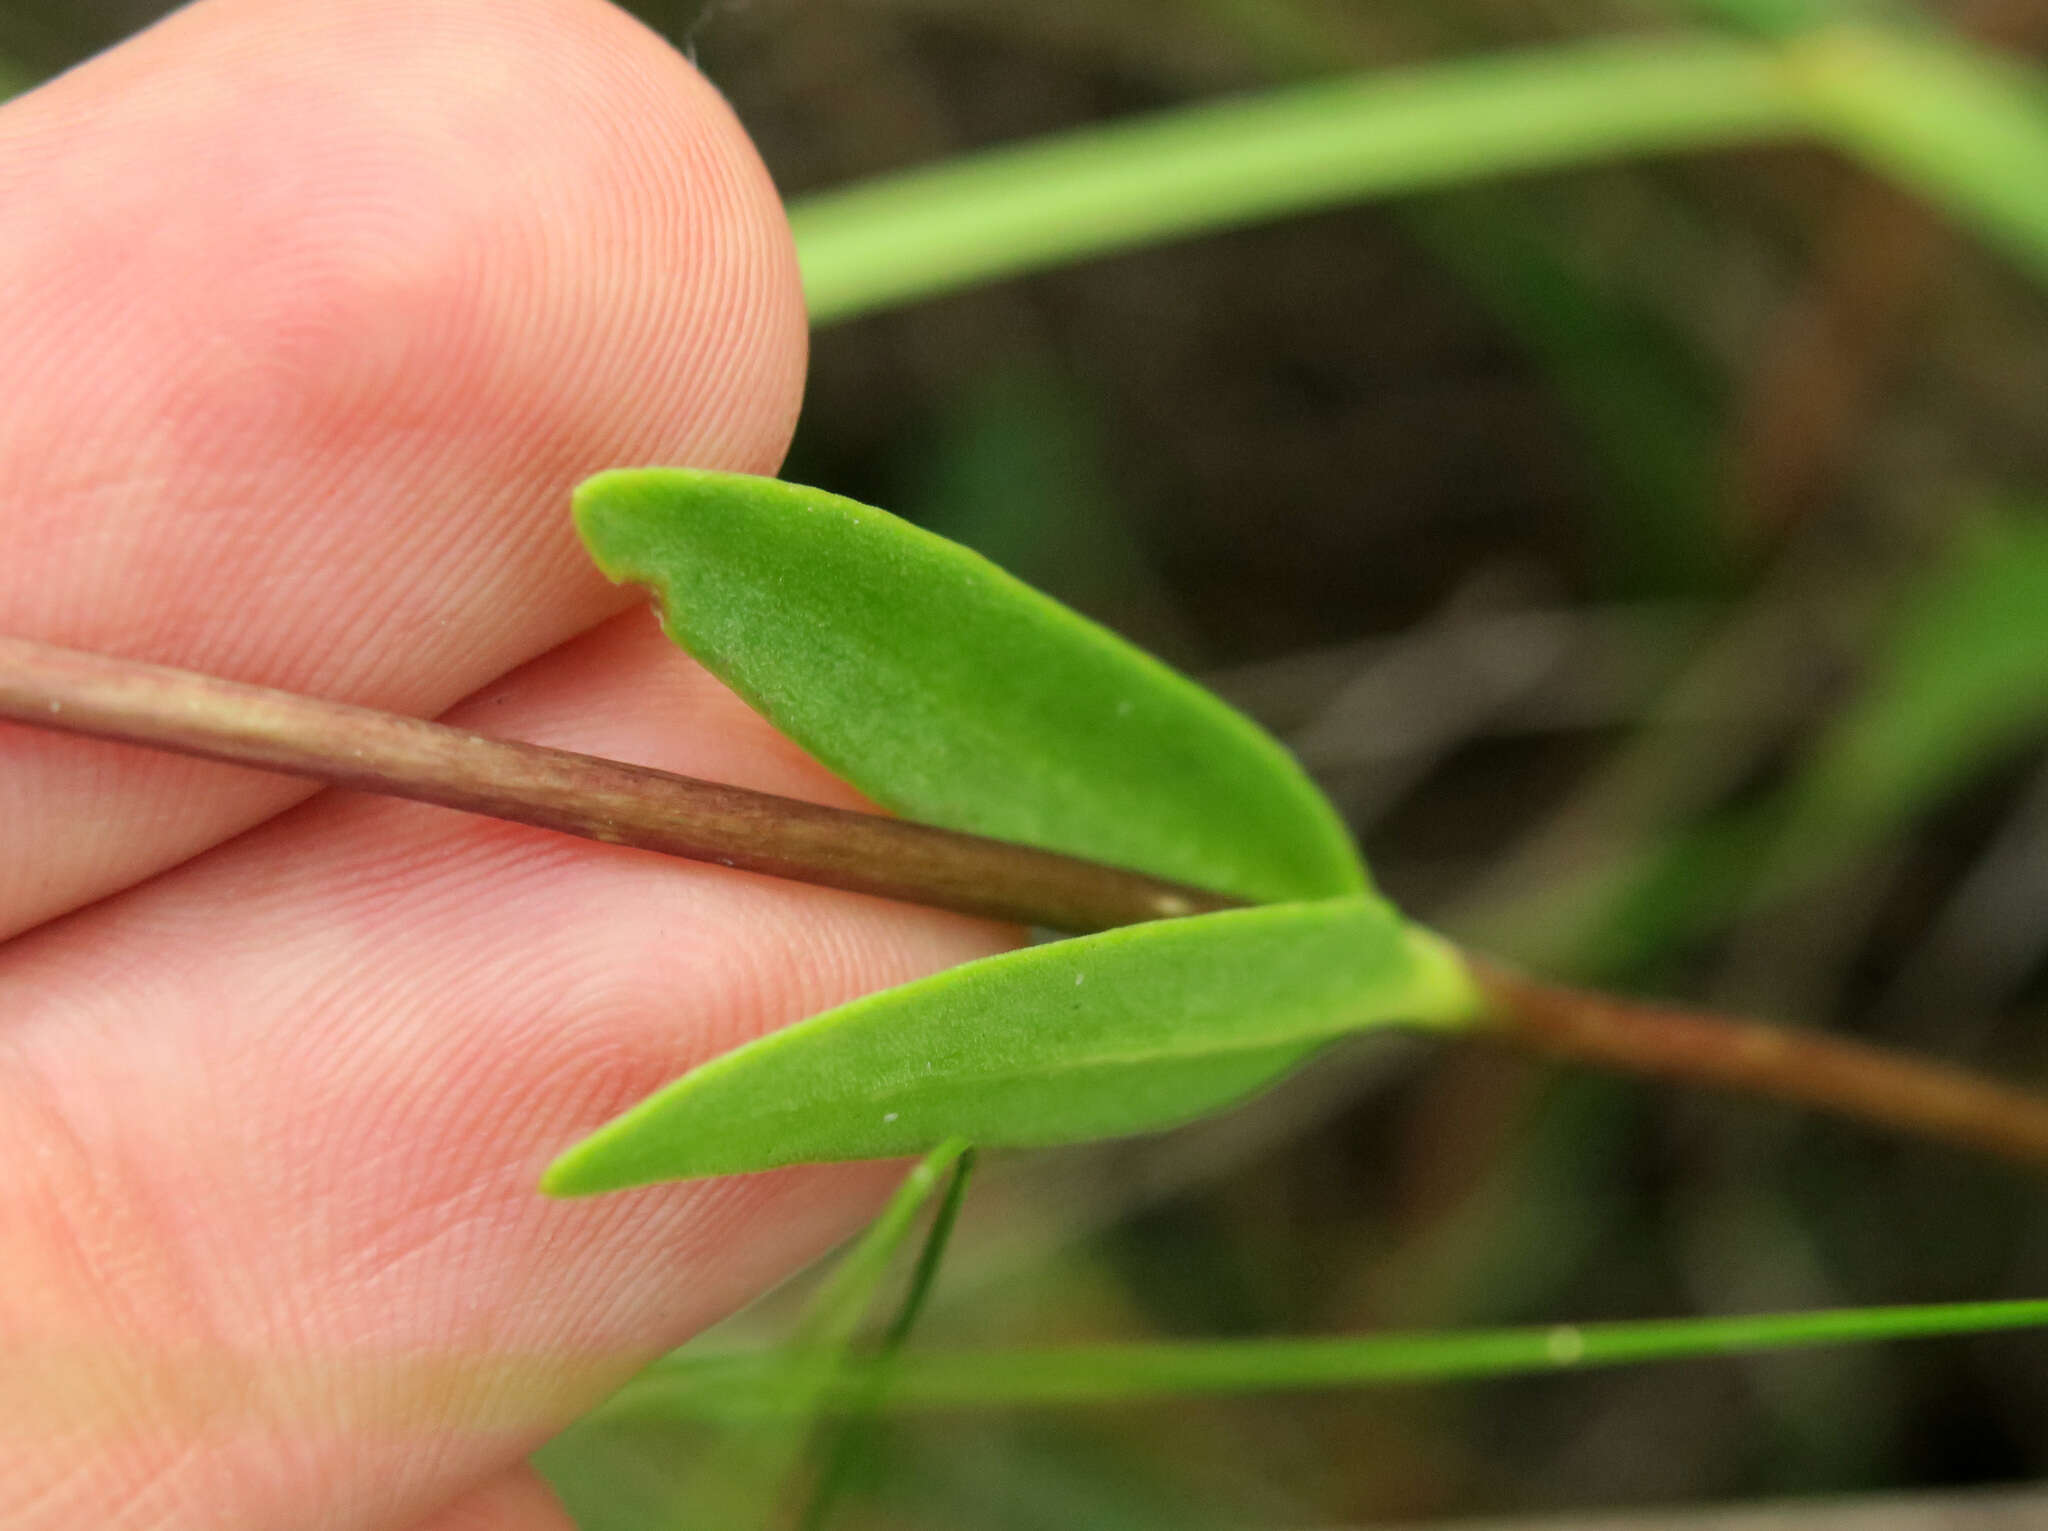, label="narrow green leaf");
[574,468,1364,905]
[603,1297,2048,1420]
[1491,511,2048,979]
[874,1150,974,1353]
[1791,511,2048,844]
[1788,27,2048,288]
[789,37,1803,324]
[1673,0,1907,38]
[784,26,2048,322]
[1403,189,1731,597]
[591,1141,970,1529]
[797,1139,975,1354]
[797,1148,975,1531]
[544,898,1478,1194]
